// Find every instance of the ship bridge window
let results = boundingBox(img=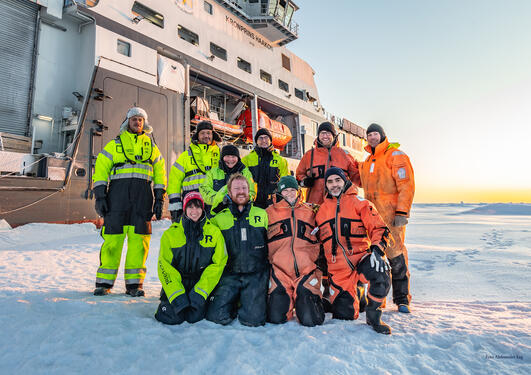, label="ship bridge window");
[237,57,252,74]
[178,25,199,46]
[294,88,305,100]
[210,43,227,61]
[204,1,213,14]
[260,70,272,84]
[132,2,164,28]
[117,40,131,57]
[278,79,289,92]
[281,54,291,71]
